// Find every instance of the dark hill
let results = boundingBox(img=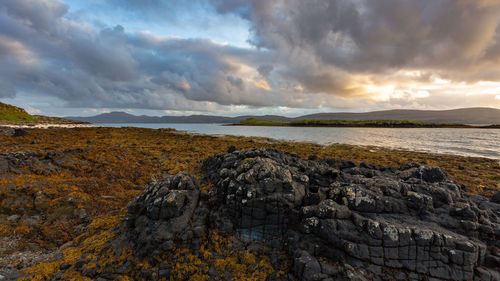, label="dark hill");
[66,112,294,124]
[66,107,500,125]
[299,108,500,125]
